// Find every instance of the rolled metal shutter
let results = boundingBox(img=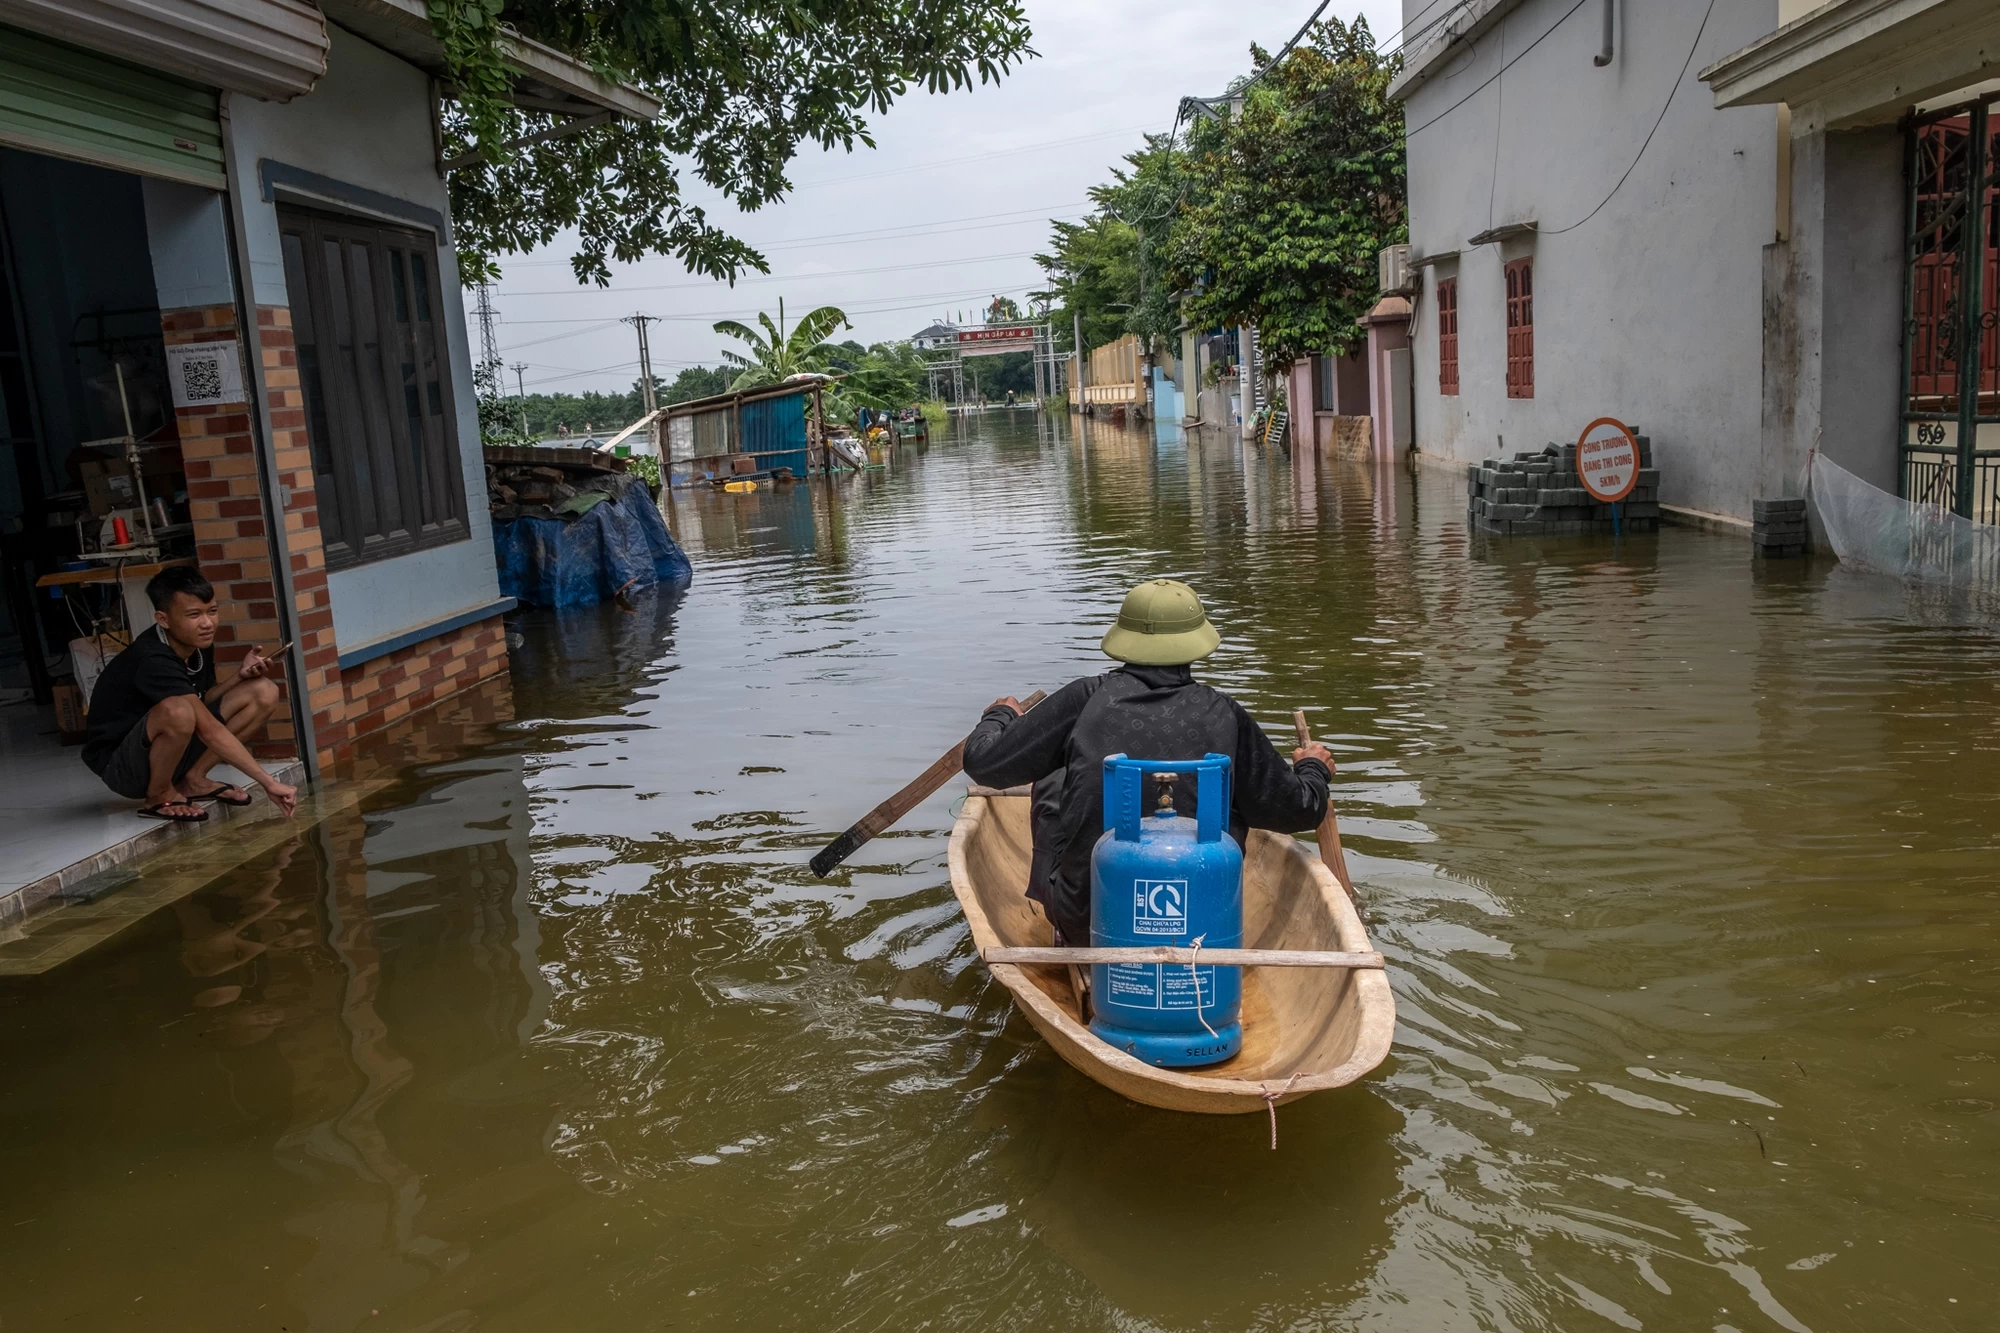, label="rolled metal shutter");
[0,0,327,104]
[0,23,223,189]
